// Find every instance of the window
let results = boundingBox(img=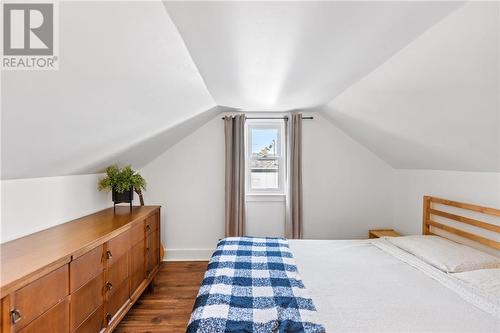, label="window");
[245,120,285,194]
